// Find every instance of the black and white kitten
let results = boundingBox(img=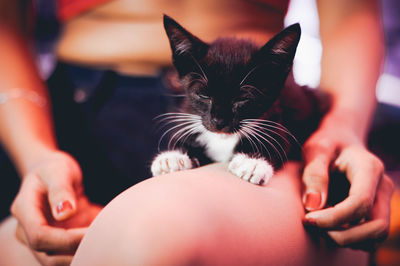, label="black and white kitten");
[151,15,327,185]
